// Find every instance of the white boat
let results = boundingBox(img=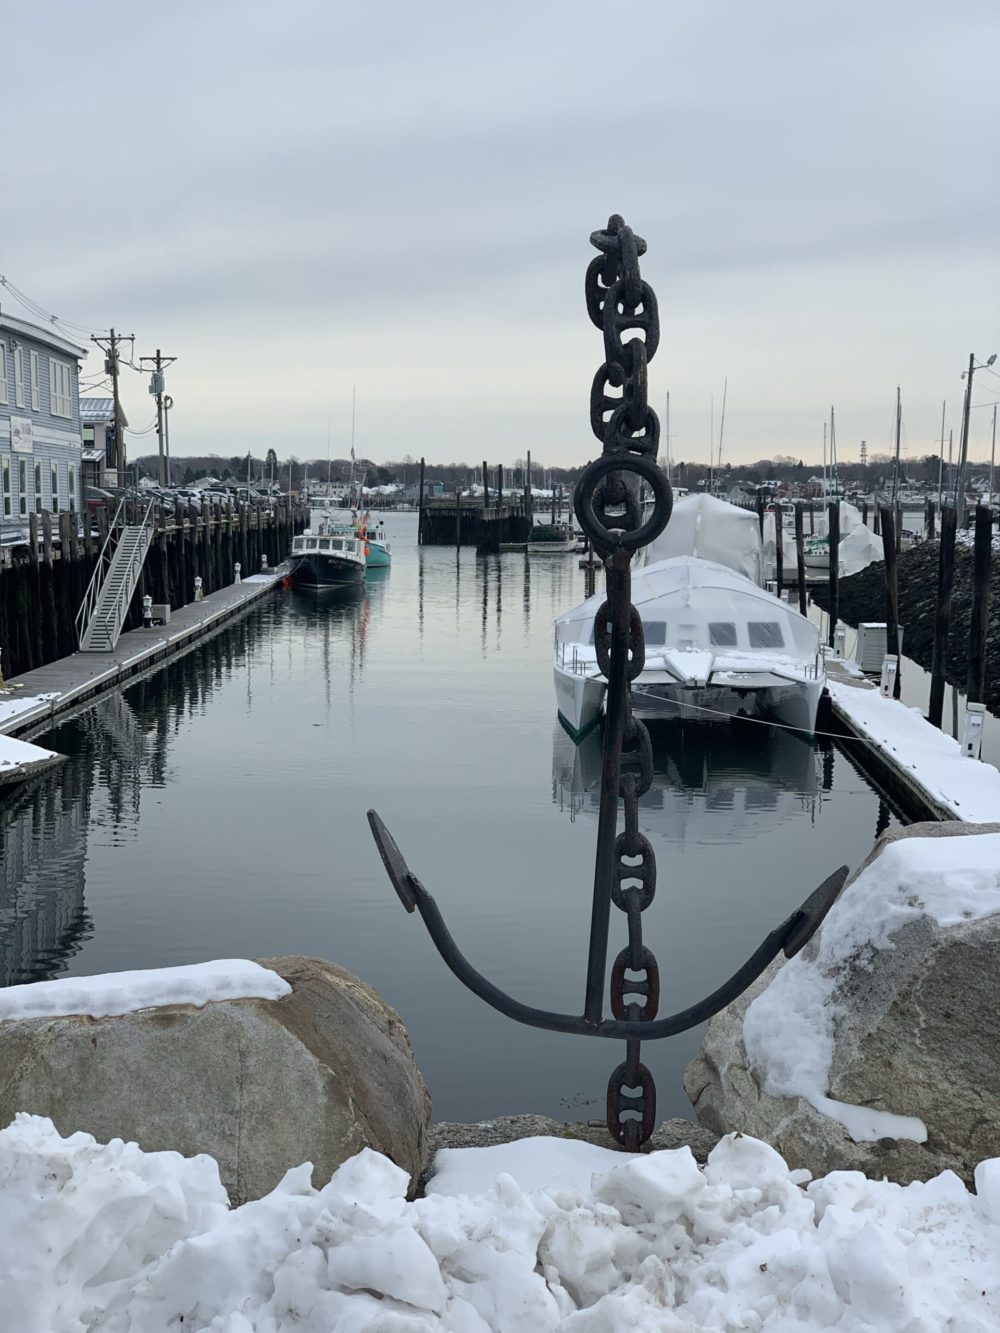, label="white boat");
[527,522,575,554]
[553,556,825,740]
